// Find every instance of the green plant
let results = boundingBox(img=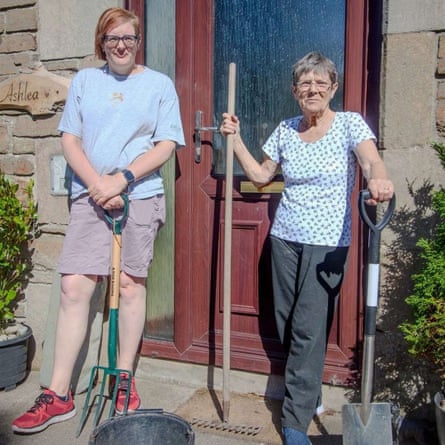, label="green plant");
[0,171,38,332]
[400,142,445,376]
